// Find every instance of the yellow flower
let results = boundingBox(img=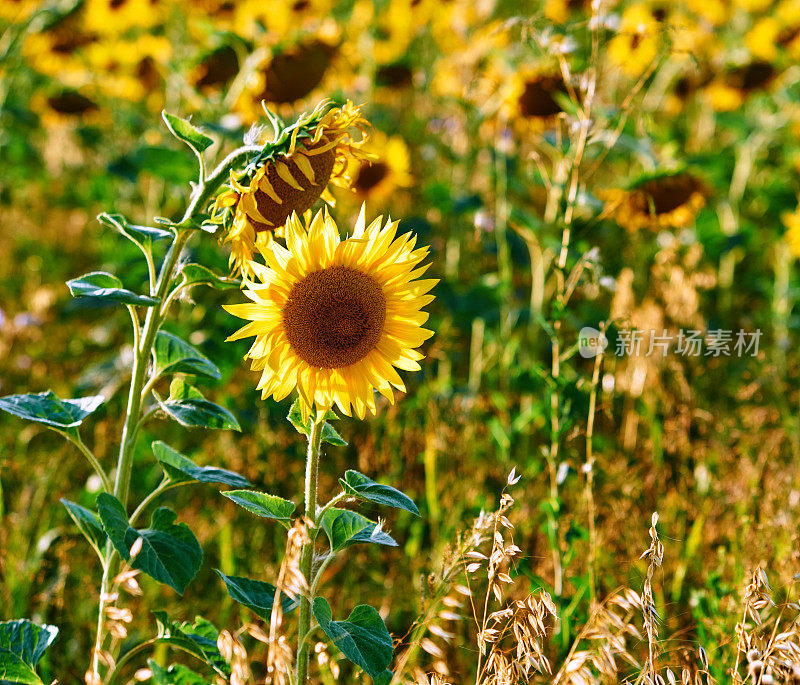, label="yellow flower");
[601,172,708,232]
[233,0,334,39]
[607,5,661,77]
[188,44,241,94]
[706,60,777,112]
[544,0,590,23]
[503,67,569,129]
[224,206,436,419]
[746,17,781,61]
[346,131,413,205]
[21,21,92,84]
[212,101,370,277]
[82,0,163,34]
[783,203,800,259]
[30,87,105,127]
[0,0,40,22]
